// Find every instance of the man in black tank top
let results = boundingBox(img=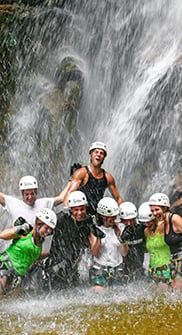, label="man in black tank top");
[64,141,124,215]
[79,166,108,215]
